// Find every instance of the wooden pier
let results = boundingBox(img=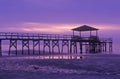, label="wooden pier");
[0,25,113,56]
